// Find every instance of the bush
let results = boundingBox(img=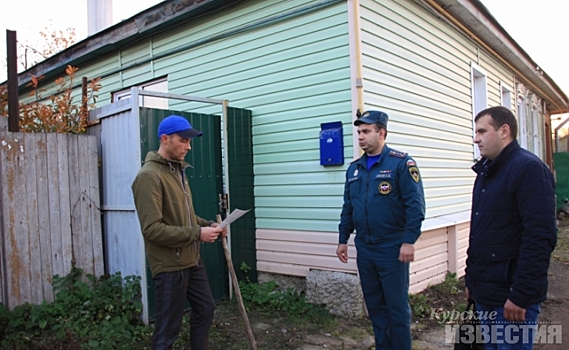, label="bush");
[0,65,101,134]
[0,268,150,350]
[237,263,330,326]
